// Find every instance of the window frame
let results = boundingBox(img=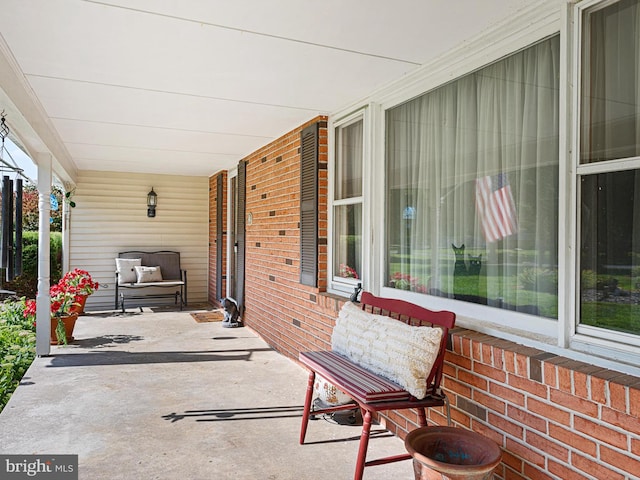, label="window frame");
[570,0,640,361]
[328,109,369,295]
[326,0,640,375]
